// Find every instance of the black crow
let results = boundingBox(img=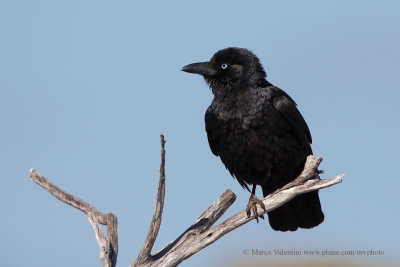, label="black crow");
[182,47,324,231]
